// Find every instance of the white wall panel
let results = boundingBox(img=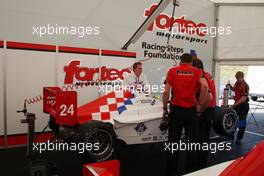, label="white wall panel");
[6,50,56,135]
